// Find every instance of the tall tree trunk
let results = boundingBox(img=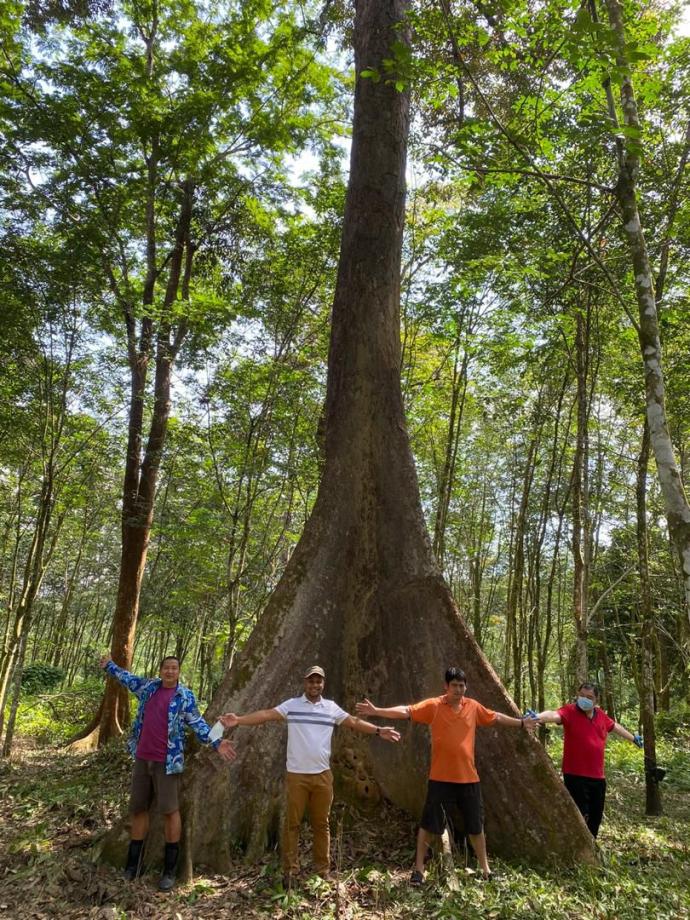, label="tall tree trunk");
[0,479,63,740]
[50,520,88,667]
[432,316,471,565]
[571,305,591,682]
[102,0,596,875]
[655,630,670,712]
[74,183,194,748]
[1,631,27,757]
[635,420,662,816]
[601,0,690,626]
[506,427,540,708]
